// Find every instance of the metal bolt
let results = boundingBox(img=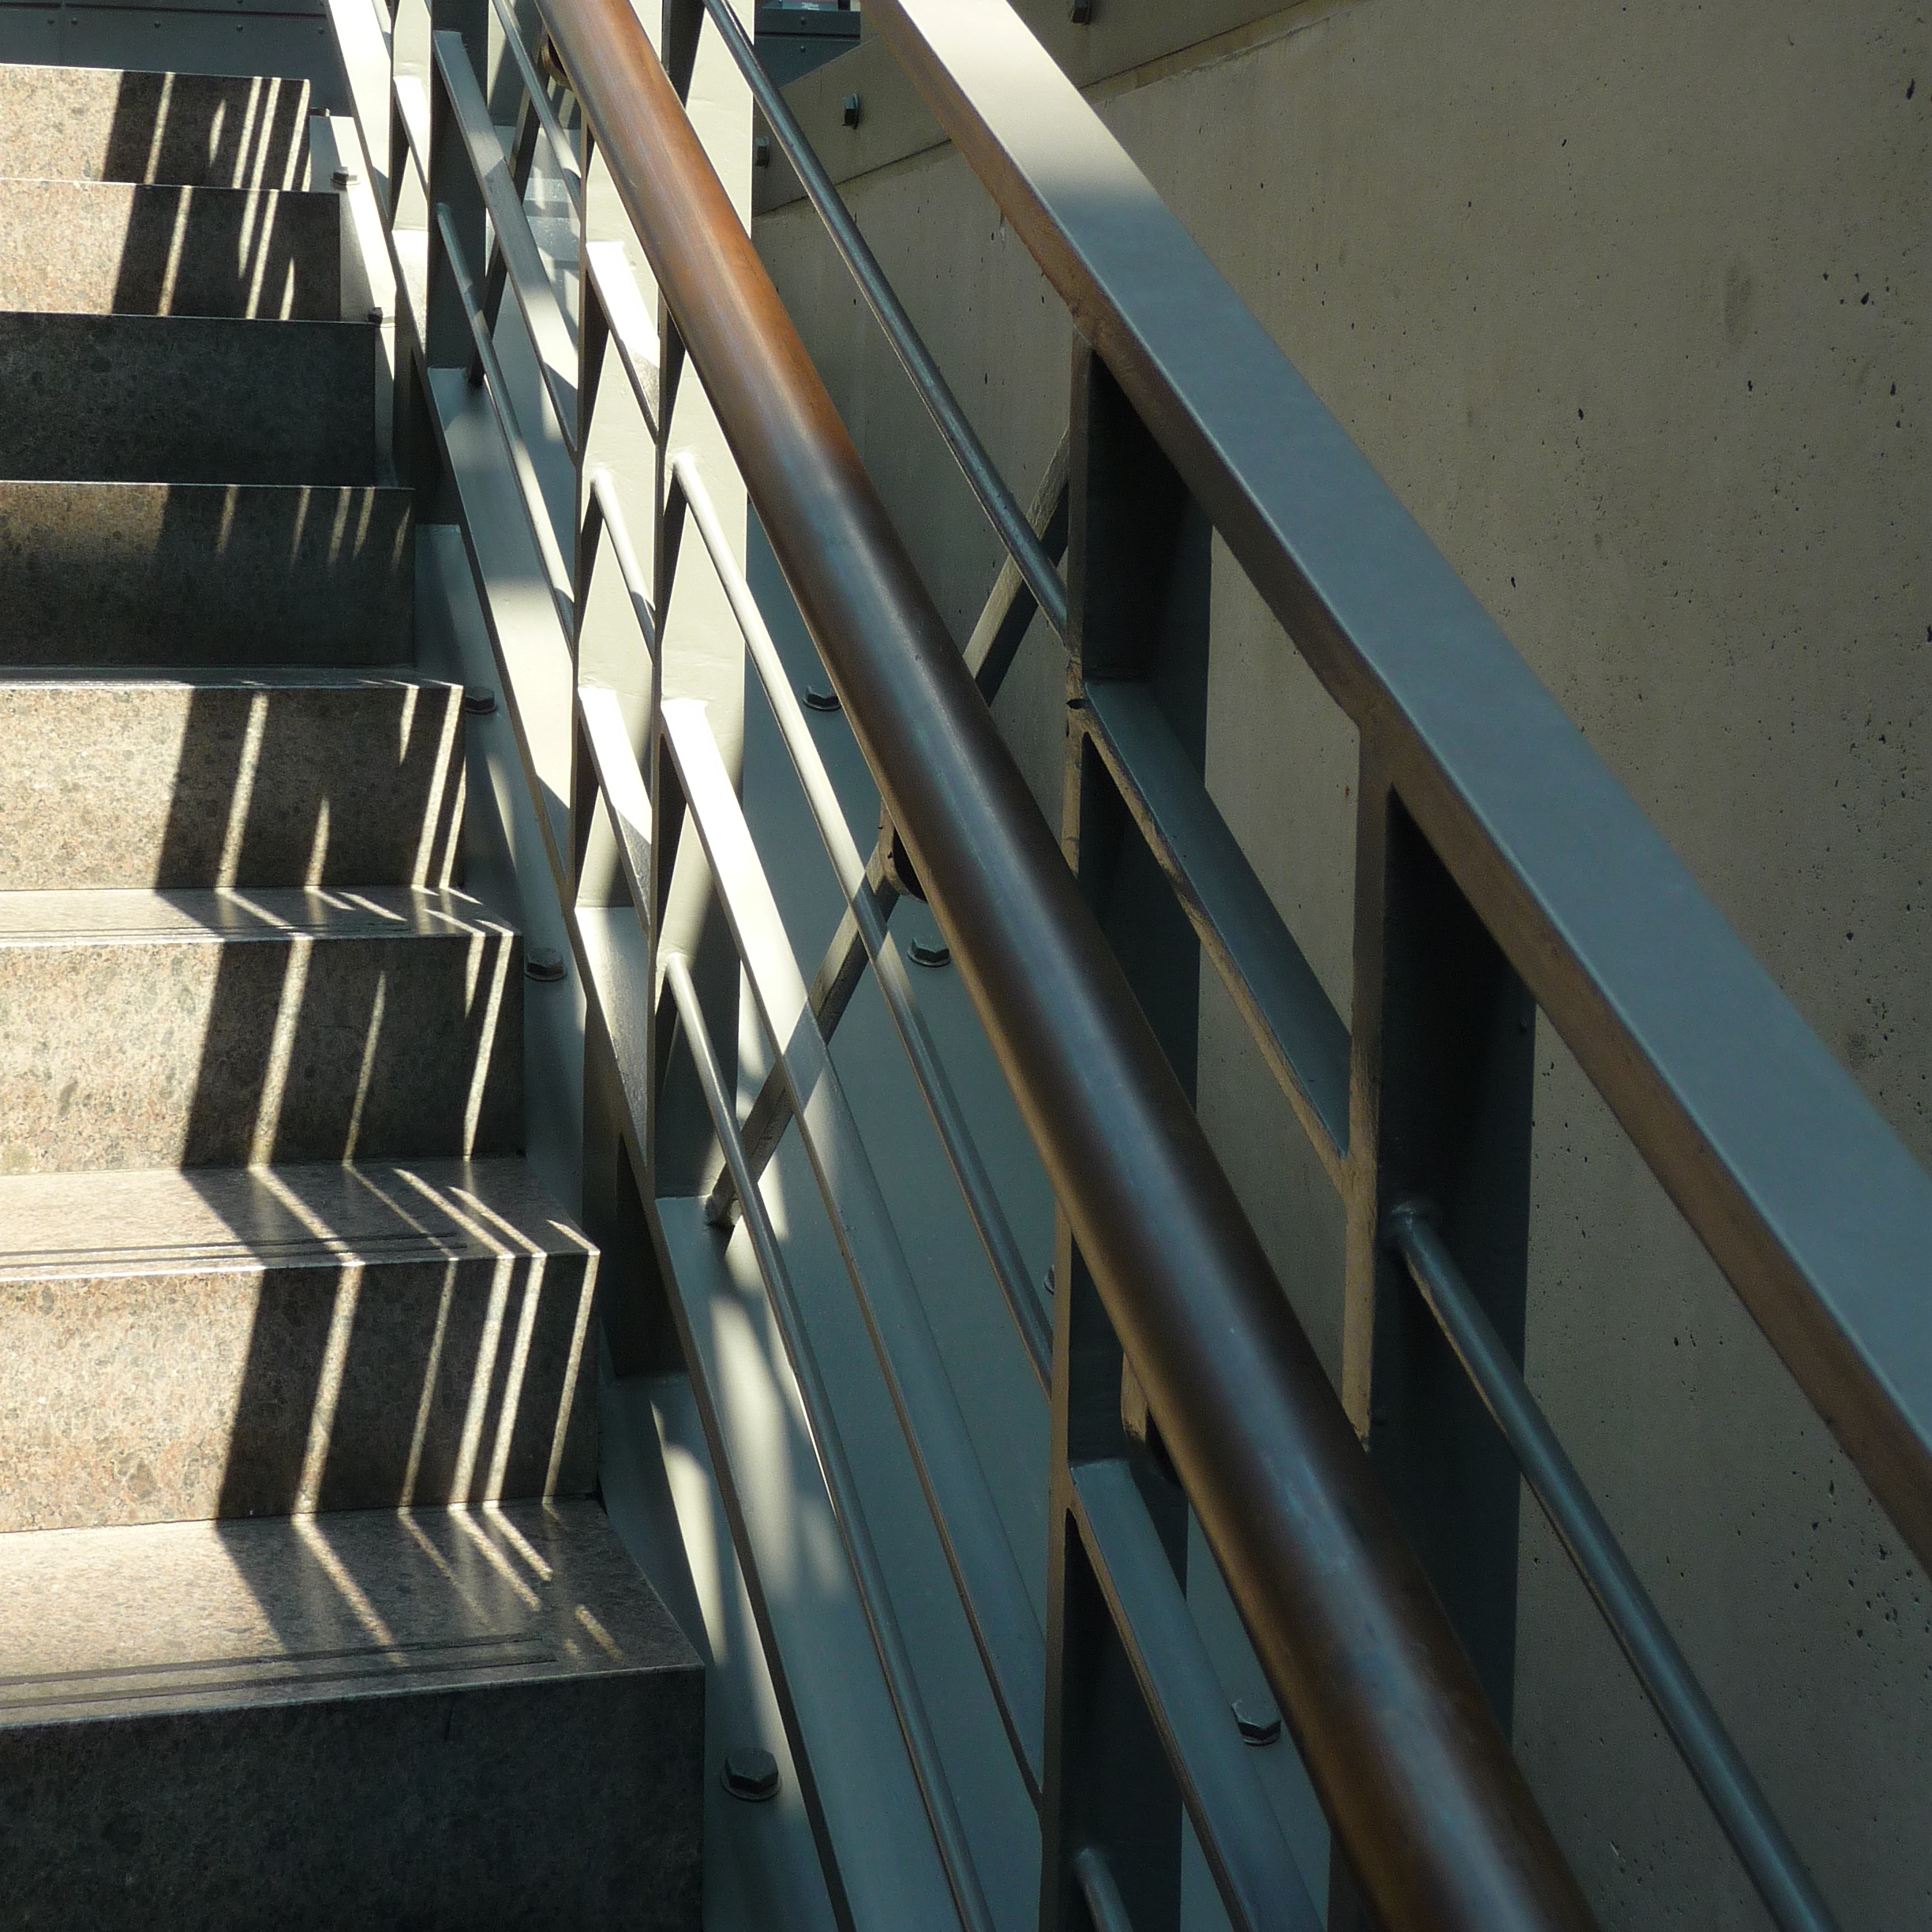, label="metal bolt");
[754,134,771,169]
[525,946,567,983]
[721,1745,780,1803]
[908,938,951,969]
[1069,0,1093,21]
[802,684,841,712]
[1233,1699,1281,1747]
[1042,1266,1055,1297]
[841,93,862,129]
[331,164,358,186]
[366,305,384,324]
[462,684,497,716]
